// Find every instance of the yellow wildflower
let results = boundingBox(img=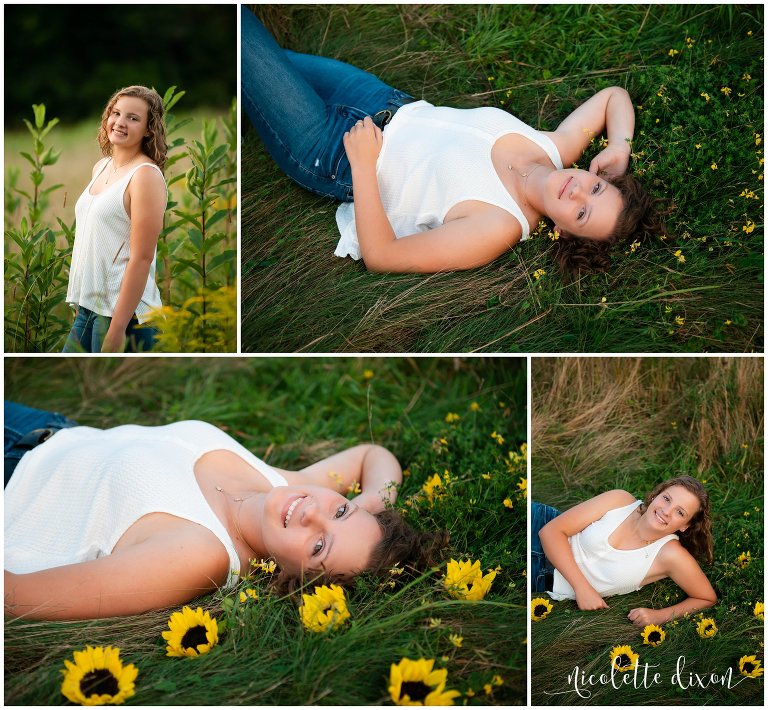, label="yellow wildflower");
[503,498,514,509]
[444,412,461,424]
[532,268,546,280]
[448,634,463,648]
